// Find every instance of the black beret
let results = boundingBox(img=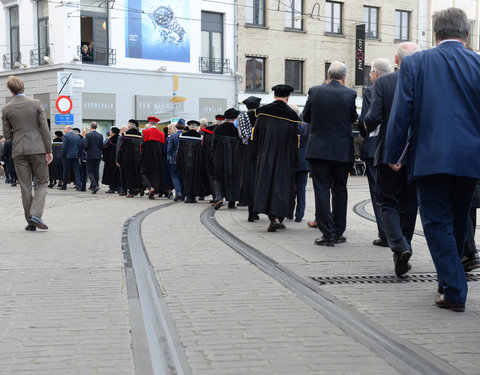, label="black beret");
[54,131,63,137]
[187,120,200,127]
[224,108,240,119]
[242,96,262,110]
[272,84,294,97]
[215,114,226,120]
